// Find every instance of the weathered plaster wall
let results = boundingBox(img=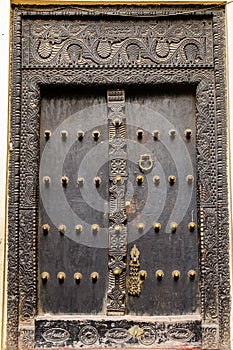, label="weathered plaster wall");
[0,1,232,349]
